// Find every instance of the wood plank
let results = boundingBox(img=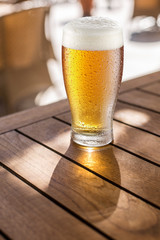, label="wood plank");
[1,132,160,240]
[55,112,160,165]
[140,81,160,96]
[118,89,160,113]
[114,101,160,135]
[0,99,69,135]
[120,71,160,93]
[0,168,106,240]
[113,121,160,164]
[17,119,160,205]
